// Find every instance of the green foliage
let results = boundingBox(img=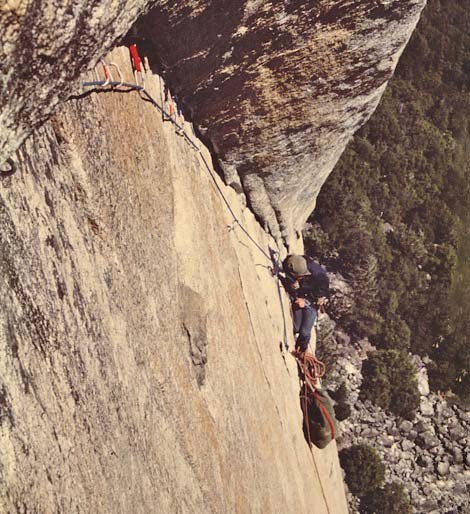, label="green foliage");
[339,445,385,496]
[334,402,352,422]
[360,482,412,514]
[333,382,352,421]
[306,0,470,398]
[360,350,420,420]
[372,314,411,351]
